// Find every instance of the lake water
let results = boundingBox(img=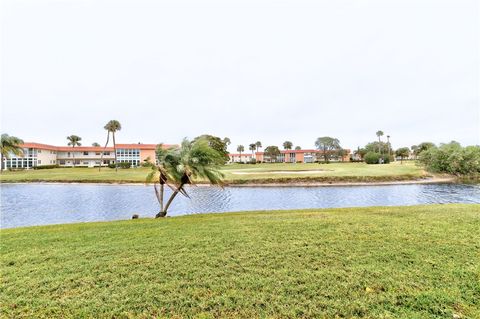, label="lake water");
[1,183,479,229]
